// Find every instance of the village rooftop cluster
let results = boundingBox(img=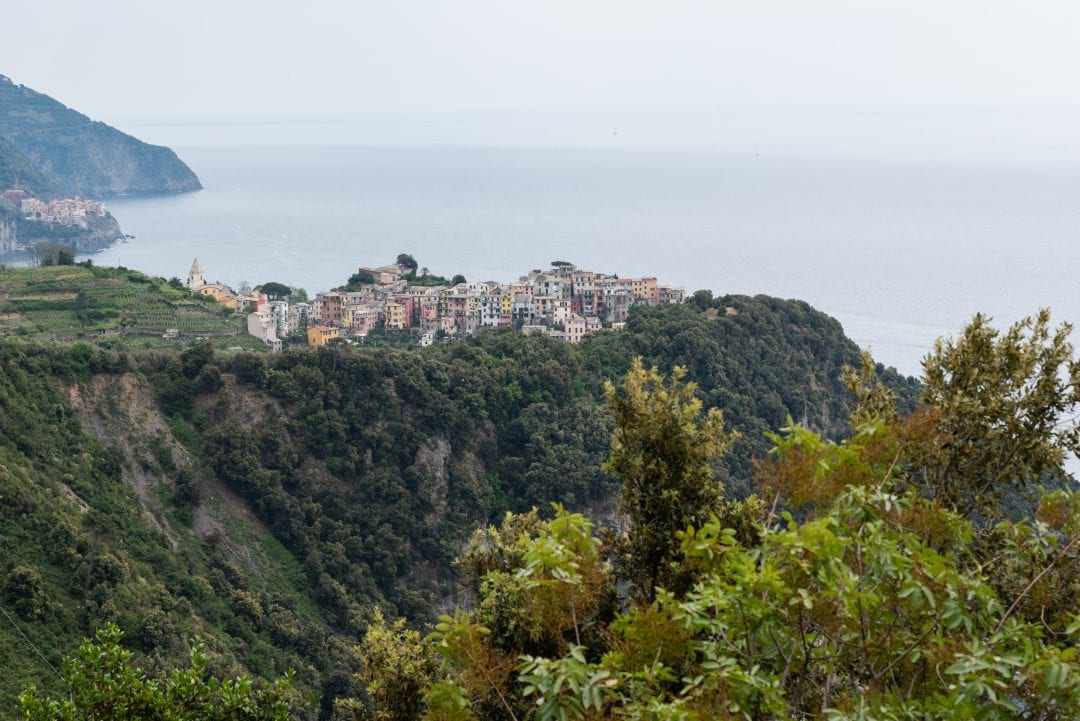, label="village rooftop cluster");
[2,189,108,228]
[184,258,684,351]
